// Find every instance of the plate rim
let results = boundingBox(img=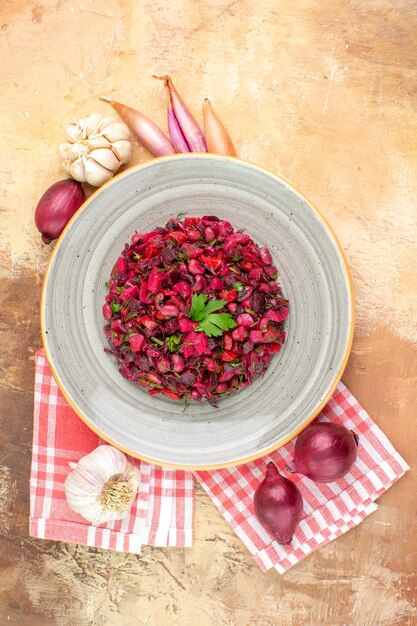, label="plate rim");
[41,153,355,470]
